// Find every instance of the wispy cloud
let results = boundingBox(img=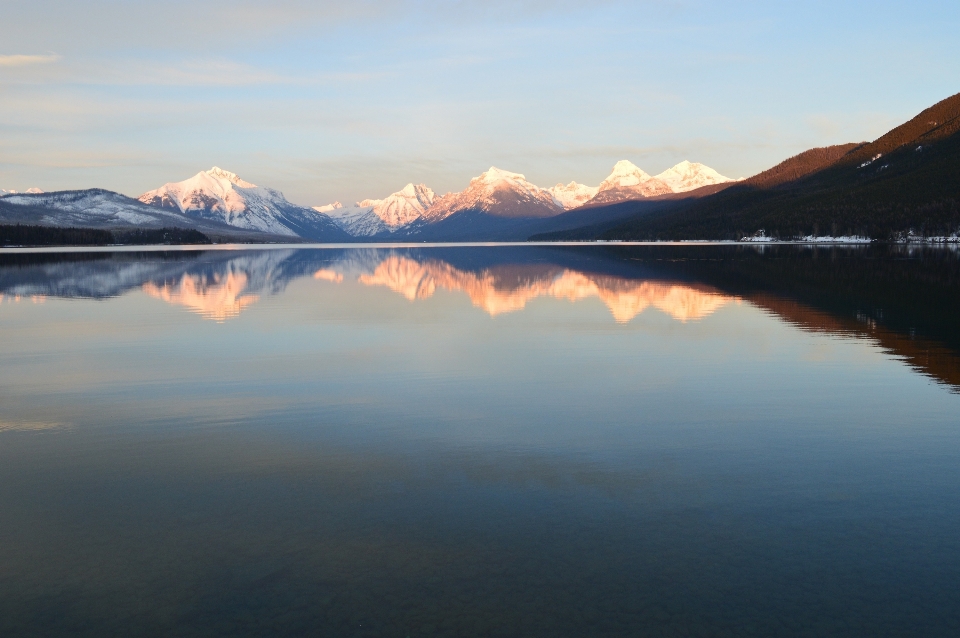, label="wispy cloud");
[0,419,68,432]
[0,54,60,67]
